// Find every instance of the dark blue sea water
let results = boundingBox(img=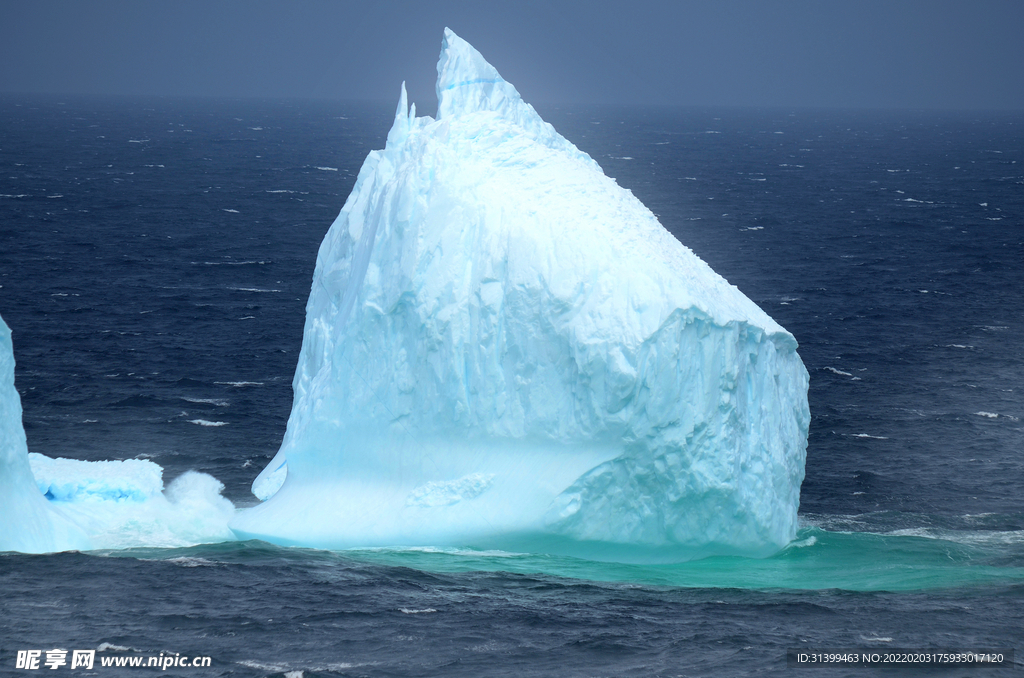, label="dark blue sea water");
[1,96,1022,676]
